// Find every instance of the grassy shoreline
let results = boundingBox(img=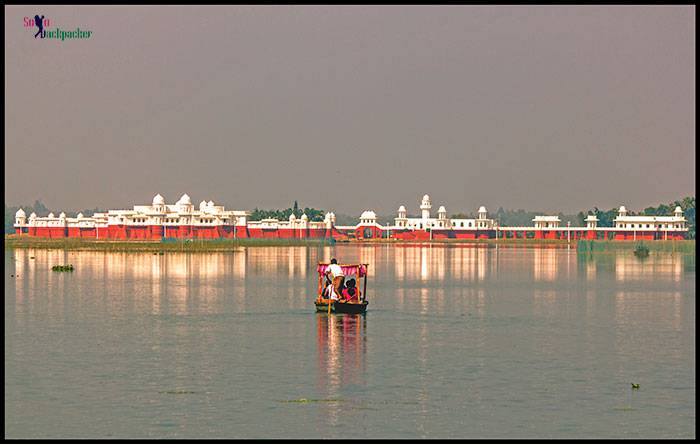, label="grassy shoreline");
[5,235,695,252]
[3,236,331,252]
